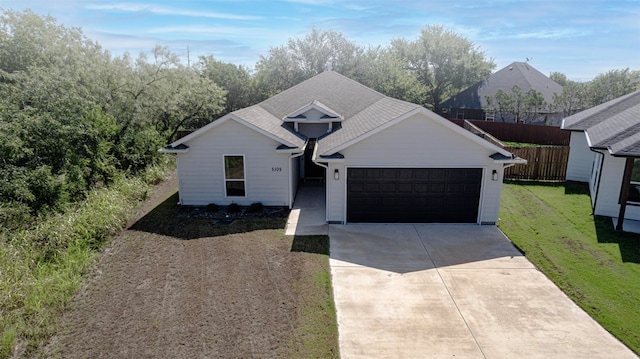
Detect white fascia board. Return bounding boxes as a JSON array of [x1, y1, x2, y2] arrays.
[[421, 108, 512, 157], [168, 114, 301, 150], [323, 107, 513, 158], [325, 107, 423, 155], [230, 115, 301, 148], [168, 114, 234, 147], [493, 157, 528, 165], [158, 147, 189, 154], [277, 141, 308, 153], [286, 101, 342, 120]]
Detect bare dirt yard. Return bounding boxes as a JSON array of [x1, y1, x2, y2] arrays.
[[47, 173, 338, 358]]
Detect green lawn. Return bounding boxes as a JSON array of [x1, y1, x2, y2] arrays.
[[499, 182, 640, 354]]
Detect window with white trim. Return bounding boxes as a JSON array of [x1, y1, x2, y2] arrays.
[[224, 155, 245, 197]]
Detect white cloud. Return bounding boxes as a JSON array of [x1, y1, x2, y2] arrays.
[[85, 2, 262, 21], [509, 29, 589, 40], [146, 25, 253, 35]]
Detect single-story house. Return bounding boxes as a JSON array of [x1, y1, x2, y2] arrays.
[[161, 71, 525, 224], [438, 62, 564, 125], [561, 90, 640, 230]]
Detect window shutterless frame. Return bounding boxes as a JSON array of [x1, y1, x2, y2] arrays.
[[223, 154, 246, 197]]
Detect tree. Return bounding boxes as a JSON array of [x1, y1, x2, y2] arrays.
[[551, 78, 588, 117], [198, 56, 257, 114], [587, 68, 640, 106], [358, 47, 426, 104], [390, 25, 495, 110], [0, 9, 98, 74], [0, 11, 226, 220], [485, 86, 548, 123], [254, 29, 367, 95], [549, 71, 569, 87]]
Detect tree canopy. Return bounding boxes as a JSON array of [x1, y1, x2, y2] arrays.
[[390, 25, 495, 110], [0, 10, 225, 224], [1, 9, 639, 226]]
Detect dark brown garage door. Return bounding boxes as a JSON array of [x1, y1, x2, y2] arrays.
[[347, 168, 482, 223]]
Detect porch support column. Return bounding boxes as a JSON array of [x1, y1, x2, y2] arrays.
[[616, 157, 634, 231]]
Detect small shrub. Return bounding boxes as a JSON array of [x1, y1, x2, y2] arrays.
[[226, 203, 241, 213], [247, 202, 264, 213], [205, 203, 219, 212]]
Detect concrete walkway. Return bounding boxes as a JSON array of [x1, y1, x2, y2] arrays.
[[285, 182, 328, 236], [330, 224, 637, 359]]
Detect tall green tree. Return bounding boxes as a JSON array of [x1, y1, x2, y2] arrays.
[[485, 85, 548, 123], [0, 10, 225, 219], [254, 28, 368, 95], [551, 78, 588, 117], [587, 68, 640, 106], [198, 56, 257, 114], [358, 47, 426, 104], [390, 25, 495, 110]]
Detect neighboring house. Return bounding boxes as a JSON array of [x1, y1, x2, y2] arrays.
[[561, 90, 640, 230], [438, 62, 563, 125], [161, 71, 525, 224]]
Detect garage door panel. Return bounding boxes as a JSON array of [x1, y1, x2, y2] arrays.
[[347, 168, 482, 223], [398, 169, 413, 179], [381, 183, 396, 192]]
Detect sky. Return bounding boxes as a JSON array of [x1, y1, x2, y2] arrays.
[[1, 0, 639, 82]]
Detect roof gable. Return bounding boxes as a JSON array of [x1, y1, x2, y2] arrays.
[[167, 108, 306, 149], [165, 71, 518, 160], [318, 105, 513, 159], [284, 100, 342, 121], [440, 62, 563, 109], [562, 90, 640, 131], [260, 71, 385, 120]]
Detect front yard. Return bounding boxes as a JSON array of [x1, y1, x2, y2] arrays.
[[499, 182, 640, 354], [48, 192, 338, 358]]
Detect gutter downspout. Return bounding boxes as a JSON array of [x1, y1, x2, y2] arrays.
[[311, 143, 330, 223], [589, 148, 606, 215], [312, 160, 329, 224]]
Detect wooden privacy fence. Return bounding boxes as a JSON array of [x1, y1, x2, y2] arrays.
[[504, 146, 570, 181], [450, 119, 570, 145]]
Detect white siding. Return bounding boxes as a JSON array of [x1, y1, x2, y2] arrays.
[[325, 113, 505, 224], [566, 131, 595, 182], [594, 154, 640, 221], [298, 123, 330, 138], [176, 119, 291, 206]]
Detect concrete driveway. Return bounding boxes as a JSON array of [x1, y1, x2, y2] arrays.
[[329, 224, 637, 359]]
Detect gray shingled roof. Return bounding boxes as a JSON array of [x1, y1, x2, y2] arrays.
[[562, 90, 640, 157], [232, 104, 306, 147], [440, 62, 563, 109], [170, 71, 514, 158], [315, 97, 418, 155], [241, 71, 422, 156], [259, 71, 386, 120]]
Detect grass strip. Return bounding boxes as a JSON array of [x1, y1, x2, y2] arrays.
[[499, 182, 640, 354], [288, 235, 339, 358], [0, 165, 169, 358]]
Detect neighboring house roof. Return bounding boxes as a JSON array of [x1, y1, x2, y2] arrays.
[[440, 62, 563, 110], [164, 71, 516, 160], [561, 90, 640, 157]]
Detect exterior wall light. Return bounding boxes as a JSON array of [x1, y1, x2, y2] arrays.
[[492, 169, 499, 181], [334, 169, 339, 180]]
